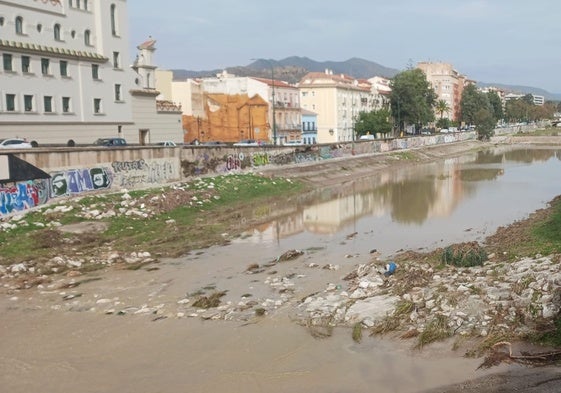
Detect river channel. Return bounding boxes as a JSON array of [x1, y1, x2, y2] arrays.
[[2, 145, 561, 393]]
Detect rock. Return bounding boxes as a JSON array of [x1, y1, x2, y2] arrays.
[[345, 296, 400, 324]]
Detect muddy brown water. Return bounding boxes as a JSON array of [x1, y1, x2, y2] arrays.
[[2, 145, 561, 393]]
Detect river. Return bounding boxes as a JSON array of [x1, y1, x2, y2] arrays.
[[1, 145, 561, 393]]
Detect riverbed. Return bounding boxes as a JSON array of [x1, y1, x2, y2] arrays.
[[2, 142, 561, 393]]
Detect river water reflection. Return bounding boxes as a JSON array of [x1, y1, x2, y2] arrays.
[[239, 146, 561, 257]]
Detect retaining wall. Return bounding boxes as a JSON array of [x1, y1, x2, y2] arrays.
[[1, 132, 476, 216]]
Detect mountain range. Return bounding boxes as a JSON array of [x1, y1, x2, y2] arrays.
[[170, 57, 561, 101]]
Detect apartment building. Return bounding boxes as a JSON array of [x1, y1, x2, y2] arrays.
[[504, 92, 545, 106], [298, 70, 371, 143], [0, 0, 182, 145], [368, 76, 391, 110], [417, 62, 467, 122]]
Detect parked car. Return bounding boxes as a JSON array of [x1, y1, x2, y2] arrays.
[[94, 137, 127, 146], [155, 141, 177, 147], [202, 141, 228, 147], [282, 140, 304, 146], [233, 139, 259, 146], [0, 138, 33, 149], [359, 134, 375, 141]]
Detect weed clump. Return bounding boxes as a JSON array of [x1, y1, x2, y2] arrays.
[[415, 314, 451, 349], [191, 290, 227, 308], [441, 242, 487, 267]]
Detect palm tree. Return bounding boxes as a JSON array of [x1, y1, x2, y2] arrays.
[[436, 99, 450, 119]]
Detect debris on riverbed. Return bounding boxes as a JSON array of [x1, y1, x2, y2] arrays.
[[478, 341, 561, 369], [191, 291, 227, 308], [275, 249, 304, 262]]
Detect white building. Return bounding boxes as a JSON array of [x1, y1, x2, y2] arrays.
[[0, 0, 182, 146], [298, 70, 371, 143]]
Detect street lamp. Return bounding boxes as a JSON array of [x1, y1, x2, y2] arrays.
[[251, 58, 277, 145]]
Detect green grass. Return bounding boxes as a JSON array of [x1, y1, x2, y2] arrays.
[[532, 201, 561, 255], [0, 173, 305, 264]]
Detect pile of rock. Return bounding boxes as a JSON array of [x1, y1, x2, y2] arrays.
[[294, 253, 561, 341]]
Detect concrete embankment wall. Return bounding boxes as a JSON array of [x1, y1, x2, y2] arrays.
[[1, 132, 475, 216]]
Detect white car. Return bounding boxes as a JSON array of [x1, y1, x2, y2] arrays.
[[155, 141, 177, 147], [233, 139, 259, 146], [0, 138, 33, 148]]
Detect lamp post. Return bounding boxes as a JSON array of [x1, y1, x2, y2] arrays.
[[251, 58, 276, 145]]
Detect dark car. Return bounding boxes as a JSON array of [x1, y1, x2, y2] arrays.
[[94, 137, 127, 147], [202, 141, 228, 147]]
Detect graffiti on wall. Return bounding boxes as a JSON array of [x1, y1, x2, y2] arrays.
[[0, 179, 50, 215], [112, 158, 178, 188], [50, 167, 112, 197]]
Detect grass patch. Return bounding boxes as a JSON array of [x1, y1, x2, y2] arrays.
[[531, 200, 561, 255], [441, 242, 487, 267], [352, 322, 363, 343], [0, 174, 305, 265], [391, 151, 417, 160]]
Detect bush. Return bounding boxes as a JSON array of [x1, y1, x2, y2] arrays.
[[441, 242, 487, 267]]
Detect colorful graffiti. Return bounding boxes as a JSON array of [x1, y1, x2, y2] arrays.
[[0, 179, 50, 215], [51, 167, 112, 197]]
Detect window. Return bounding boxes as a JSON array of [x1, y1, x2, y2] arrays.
[[44, 96, 53, 113], [37, 23, 42, 32], [84, 0, 88, 10], [69, 0, 73, 6], [6, 94, 16, 111], [62, 96, 71, 113], [24, 95, 33, 112], [15, 16, 23, 34], [84, 29, 91, 45], [21, 56, 30, 73], [54, 23, 61, 40], [41, 58, 50, 75], [110, 4, 118, 36], [114, 84, 121, 101], [3, 54, 13, 71], [112, 51, 120, 68], [93, 98, 102, 114], [91, 64, 99, 79], [60, 60, 68, 77]]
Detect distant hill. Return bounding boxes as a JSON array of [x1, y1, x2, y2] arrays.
[[477, 82, 561, 101], [170, 57, 560, 101], [170, 56, 399, 85]]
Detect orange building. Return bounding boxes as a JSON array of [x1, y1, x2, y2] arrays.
[[182, 93, 269, 143]]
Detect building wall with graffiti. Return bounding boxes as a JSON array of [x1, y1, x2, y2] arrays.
[[180, 131, 476, 177], [2, 132, 475, 217], [1, 155, 180, 216]]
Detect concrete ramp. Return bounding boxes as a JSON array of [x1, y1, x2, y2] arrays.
[[0, 154, 51, 183]]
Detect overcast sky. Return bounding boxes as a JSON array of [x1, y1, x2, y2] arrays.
[[128, 0, 561, 93]]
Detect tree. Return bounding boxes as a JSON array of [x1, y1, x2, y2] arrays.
[[505, 99, 530, 123], [474, 108, 495, 140], [487, 91, 504, 121], [460, 84, 489, 125], [435, 99, 450, 119], [354, 109, 392, 137], [389, 69, 437, 133]]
